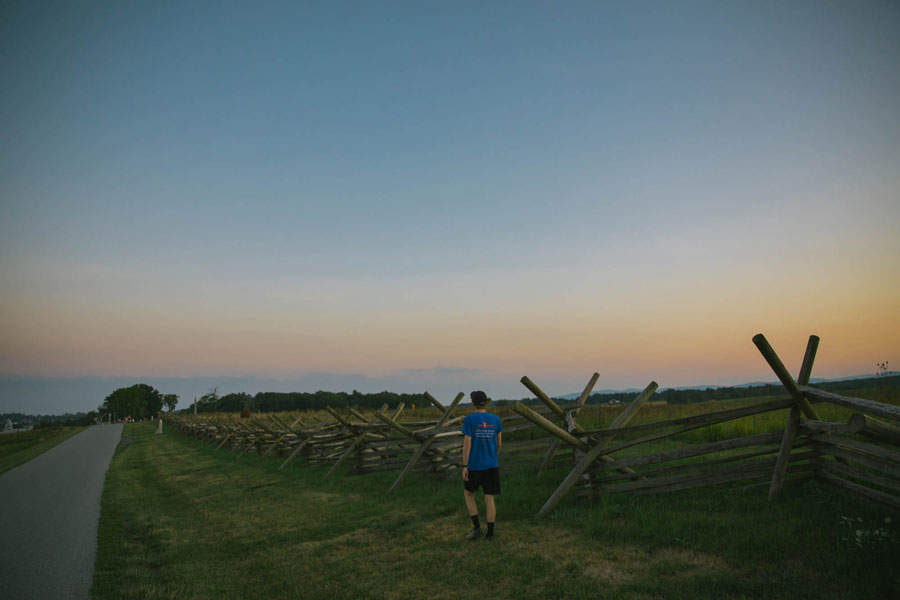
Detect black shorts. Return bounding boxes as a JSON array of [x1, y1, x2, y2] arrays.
[[464, 467, 501, 495]]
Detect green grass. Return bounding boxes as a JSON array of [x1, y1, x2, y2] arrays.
[[0, 426, 87, 474], [94, 421, 899, 600]]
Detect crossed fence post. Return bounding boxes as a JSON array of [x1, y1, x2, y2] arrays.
[[324, 405, 390, 478], [196, 416, 223, 445], [756, 334, 821, 499], [756, 333, 900, 503], [753, 334, 822, 420], [235, 417, 267, 459], [753, 333, 863, 499], [521, 373, 599, 476], [200, 416, 229, 445], [387, 392, 465, 493], [231, 417, 264, 456], [261, 414, 305, 457], [247, 416, 285, 457], [279, 415, 334, 469], [513, 379, 658, 518], [369, 396, 461, 491], [214, 419, 240, 450]]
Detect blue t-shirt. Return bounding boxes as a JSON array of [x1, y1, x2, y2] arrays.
[[462, 412, 503, 470]]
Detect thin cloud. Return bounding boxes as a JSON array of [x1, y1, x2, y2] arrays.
[[399, 366, 482, 376]]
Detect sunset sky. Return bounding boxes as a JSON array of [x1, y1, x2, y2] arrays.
[[1, 1, 898, 413]]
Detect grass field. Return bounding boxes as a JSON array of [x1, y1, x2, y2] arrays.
[[0, 426, 86, 474], [94, 410, 899, 600]]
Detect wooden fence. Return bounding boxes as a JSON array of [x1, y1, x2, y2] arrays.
[[516, 334, 900, 516], [164, 333, 900, 517], [166, 388, 597, 491]]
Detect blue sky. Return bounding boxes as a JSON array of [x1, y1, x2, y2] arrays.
[[1, 1, 898, 413]]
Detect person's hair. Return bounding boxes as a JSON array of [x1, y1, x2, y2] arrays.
[[470, 390, 489, 407]]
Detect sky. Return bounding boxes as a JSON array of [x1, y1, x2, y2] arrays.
[[1, 1, 899, 414]]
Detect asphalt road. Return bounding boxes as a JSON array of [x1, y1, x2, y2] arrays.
[[0, 424, 123, 599]]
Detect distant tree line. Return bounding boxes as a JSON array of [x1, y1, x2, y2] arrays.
[[10, 374, 896, 425], [497, 383, 793, 407], [580, 375, 900, 406], [588, 383, 790, 405], [1, 411, 100, 428], [506, 375, 900, 407], [1, 411, 127, 428], [178, 375, 899, 415], [182, 389, 431, 414], [97, 373, 895, 416]]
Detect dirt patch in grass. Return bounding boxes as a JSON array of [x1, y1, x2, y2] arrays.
[[583, 544, 728, 582], [420, 514, 729, 590], [301, 491, 343, 503], [582, 545, 645, 584], [649, 546, 729, 576], [421, 514, 462, 542], [294, 527, 376, 553]]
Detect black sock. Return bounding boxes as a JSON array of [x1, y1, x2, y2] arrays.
[[487, 522, 495, 536], [471, 515, 480, 530]]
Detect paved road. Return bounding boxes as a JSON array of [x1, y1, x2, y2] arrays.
[[0, 424, 123, 599]]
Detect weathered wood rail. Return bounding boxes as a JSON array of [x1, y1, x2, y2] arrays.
[[522, 334, 900, 515], [166, 393, 580, 488], [164, 333, 900, 516]]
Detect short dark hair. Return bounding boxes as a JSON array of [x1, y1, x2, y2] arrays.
[[470, 390, 489, 407]]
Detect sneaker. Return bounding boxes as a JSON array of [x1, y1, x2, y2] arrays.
[[485, 533, 495, 541], [465, 528, 484, 540]]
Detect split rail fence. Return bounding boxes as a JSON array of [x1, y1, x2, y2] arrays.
[[165, 334, 900, 516]]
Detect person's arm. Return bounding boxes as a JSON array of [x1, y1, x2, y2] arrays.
[[462, 434, 471, 481]]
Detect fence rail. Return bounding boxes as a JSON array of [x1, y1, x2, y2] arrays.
[[165, 333, 900, 517]]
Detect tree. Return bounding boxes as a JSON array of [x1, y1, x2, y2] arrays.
[[100, 383, 164, 420], [197, 387, 220, 413], [162, 394, 179, 412], [876, 361, 896, 403], [218, 392, 253, 413]]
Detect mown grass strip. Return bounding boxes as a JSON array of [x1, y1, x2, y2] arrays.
[[94, 422, 899, 600], [0, 426, 87, 474]]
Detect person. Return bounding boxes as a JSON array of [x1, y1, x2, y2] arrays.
[[462, 390, 502, 541]]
